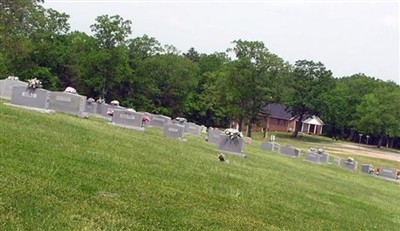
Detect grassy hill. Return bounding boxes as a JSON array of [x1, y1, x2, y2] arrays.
[[1, 103, 399, 230]]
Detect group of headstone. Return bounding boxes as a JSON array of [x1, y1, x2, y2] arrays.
[[261, 140, 301, 158], [361, 164, 399, 181]]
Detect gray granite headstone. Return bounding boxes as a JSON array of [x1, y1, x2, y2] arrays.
[[151, 115, 171, 128], [261, 141, 280, 153], [48, 92, 86, 116], [207, 129, 223, 144], [280, 145, 300, 158], [111, 110, 144, 131], [361, 164, 374, 174], [100, 104, 126, 117], [305, 152, 321, 163], [332, 158, 341, 166], [11, 86, 50, 109], [163, 124, 184, 140], [184, 122, 201, 137], [0, 79, 27, 100], [272, 142, 280, 153], [218, 135, 244, 157], [343, 160, 358, 171], [85, 101, 99, 114], [318, 152, 329, 164], [378, 167, 398, 180]]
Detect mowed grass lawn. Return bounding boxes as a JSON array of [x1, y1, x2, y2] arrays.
[[1, 103, 399, 230]]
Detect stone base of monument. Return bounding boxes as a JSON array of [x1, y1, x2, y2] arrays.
[[4, 103, 55, 114]]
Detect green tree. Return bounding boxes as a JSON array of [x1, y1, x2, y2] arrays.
[[90, 14, 132, 100], [135, 54, 198, 116], [285, 60, 335, 138], [225, 40, 289, 137], [355, 83, 400, 147]]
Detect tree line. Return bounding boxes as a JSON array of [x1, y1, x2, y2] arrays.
[[1, 0, 400, 148]]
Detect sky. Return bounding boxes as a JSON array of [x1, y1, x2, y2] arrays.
[[44, 0, 400, 83]]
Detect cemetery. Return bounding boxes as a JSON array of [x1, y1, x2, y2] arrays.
[[0, 77, 399, 230]]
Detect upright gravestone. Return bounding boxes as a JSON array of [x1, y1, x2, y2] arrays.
[[218, 135, 245, 157], [332, 158, 341, 166], [100, 103, 126, 118], [343, 160, 358, 171], [11, 86, 50, 109], [280, 145, 301, 158], [48, 92, 86, 117], [207, 129, 223, 144], [378, 167, 398, 180], [85, 101, 99, 114], [305, 152, 321, 163], [163, 124, 185, 140], [261, 141, 280, 153], [185, 122, 201, 137], [318, 152, 330, 164], [151, 115, 171, 128], [361, 164, 374, 174], [111, 110, 144, 131], [0, 79, 27, 100]]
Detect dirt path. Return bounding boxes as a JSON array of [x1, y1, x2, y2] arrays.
[[322, 143, 400, 162]]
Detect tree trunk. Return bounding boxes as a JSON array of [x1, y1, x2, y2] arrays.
[[248, 122, 252, 138], [389, 138, 394, 148], [347, 129, 355, 142], [263, 117, 268, 139], [238, 117, 243, 132], [292, 113, 304, 138], [377, 137, 383, 148]]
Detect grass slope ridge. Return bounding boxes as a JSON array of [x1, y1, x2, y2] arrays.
[[1, 104, 399, 230]]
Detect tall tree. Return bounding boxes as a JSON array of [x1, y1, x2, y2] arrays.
[[355, 83, 400, 148], [285, 60, 335, 138], [225, 40, 288, 137], [135, 54, 198, 116], [90, 14, 132, 100]]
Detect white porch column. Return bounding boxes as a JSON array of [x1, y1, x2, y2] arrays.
[[313, 124, 317, 134]]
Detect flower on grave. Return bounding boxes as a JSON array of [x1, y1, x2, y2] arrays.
[[174, 117, 187, 123], [107, 109, 114, 116], [7, 76, 19, 80], [347, 157, 354, 162], [96, 98, 105, 104], [224, 128, 243, 140], [110, 100, 119, 106], [27, 78, 42, 89], [64, 86, 77, 94], [218, 153, 225, 162], [87, 98, 95, 103], [142, 115, 150, 123]]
